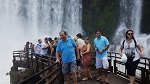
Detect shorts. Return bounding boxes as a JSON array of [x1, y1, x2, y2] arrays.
[[62, 61, 77, 75], [96, 57, 109, 69], [125, 59, 139, 76]]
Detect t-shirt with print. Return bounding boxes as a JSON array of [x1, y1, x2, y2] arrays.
[[121, 39, 140, 61]]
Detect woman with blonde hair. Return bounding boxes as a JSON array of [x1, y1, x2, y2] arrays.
[[81, 37, 92, 81]]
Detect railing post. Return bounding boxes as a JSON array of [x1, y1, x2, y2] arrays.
[[26, 42, 30, 68], [114, 60, 117, 74], [114, 53, 117, 74], [141, 68, 145, 84], [60, 63, 64, 84], [145, 59, 146, 70], [108, 58, 113, 72], [110, 53, 113, 72], [13, 52, 16, 61], [41, 57, 44, 70], [31, 52, 33, 68], [149, 60, 150, 71], [61, 72, 64, 84], [146, 69, 149, 81], [35, 56, 39, 72]]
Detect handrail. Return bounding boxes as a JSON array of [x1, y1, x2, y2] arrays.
[[36, 67, 61, 84], [18, 62, 59, 84], [107, 52, 150, 83], [13, 42, 150, 84]]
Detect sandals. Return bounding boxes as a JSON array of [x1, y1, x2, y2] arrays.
[[89, 76, 93, 79], [82, 77, 88, 81], [77, 74, 81, 78], [96, 77, 102, 81], [105, 80, 109, 84]]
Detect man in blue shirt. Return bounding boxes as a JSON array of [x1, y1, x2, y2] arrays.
[[94, 30, 109, 83], [56, 31, 80, 84]]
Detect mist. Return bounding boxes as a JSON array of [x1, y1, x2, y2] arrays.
[[0, 0, 82, 83]]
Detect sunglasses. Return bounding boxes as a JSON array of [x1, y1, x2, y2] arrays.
[[96, 33, 101, 34], [128, 33, 133, 35]]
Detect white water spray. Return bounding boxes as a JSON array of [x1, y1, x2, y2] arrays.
[[0, 0, 82, 83], [113, 0, 150, 58]]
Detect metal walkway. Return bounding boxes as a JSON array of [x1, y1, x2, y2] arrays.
[[65, 68, 129, 84]]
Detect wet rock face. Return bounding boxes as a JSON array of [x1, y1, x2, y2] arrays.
[[141, 0, 150, 33]]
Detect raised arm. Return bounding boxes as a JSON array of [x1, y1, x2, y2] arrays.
[[136, 45, 144, 57], [82, 44, 91, 55], [56, 52, 60, 63]]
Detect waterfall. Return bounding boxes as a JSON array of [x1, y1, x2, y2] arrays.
[[0, 0, 82, 39], [113, 0, 150, 58], [0, 0, 82, 83], [114, 0, 142, 42]]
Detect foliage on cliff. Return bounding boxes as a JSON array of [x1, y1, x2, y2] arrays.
[[82, 0, 119, 40]]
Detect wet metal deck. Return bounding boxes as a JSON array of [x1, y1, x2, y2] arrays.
[[65, 68, 129, 84], [78, 73, 129, 84]]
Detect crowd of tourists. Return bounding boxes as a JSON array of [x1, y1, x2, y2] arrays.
[[30, 30, 144, 84], [30, 37, 59, 64]]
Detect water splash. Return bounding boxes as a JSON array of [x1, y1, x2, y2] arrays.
[[112, 0, 150, 58], [115, 0, 142, 39]]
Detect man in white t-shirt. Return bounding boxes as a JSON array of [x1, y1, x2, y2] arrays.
[[40, 37, 49, 55], [34, 39, 42, 54], [76, 33, 85, 49]]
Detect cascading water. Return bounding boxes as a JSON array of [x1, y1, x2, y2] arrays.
[[0, 0, 82, 83], [113, 0, 150, 58]]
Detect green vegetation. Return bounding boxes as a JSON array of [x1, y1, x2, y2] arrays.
[[82, 0, 119, 41], [82, 0, 150, 38]]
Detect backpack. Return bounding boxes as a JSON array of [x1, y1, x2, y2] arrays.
[[122, 39, 137, 49]]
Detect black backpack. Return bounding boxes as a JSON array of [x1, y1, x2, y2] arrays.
[[122, 39, 137, 48]]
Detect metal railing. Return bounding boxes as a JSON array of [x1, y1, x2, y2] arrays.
[[12, 42, 63, 84], [18, 62, 61, 84], [107, 52, 150, 83], [12, 42, 150, 84]]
